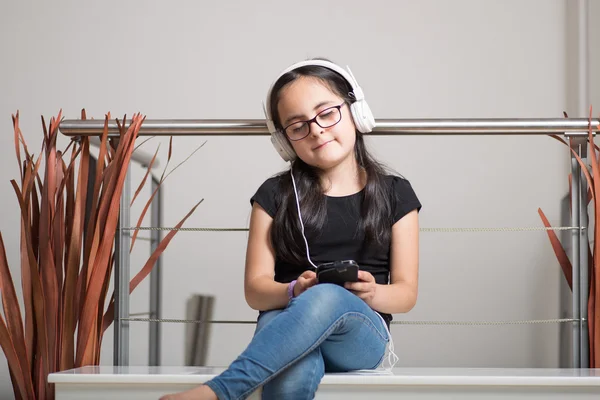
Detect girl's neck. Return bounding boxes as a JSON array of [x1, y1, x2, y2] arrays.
[[318, 156, 366, 197]]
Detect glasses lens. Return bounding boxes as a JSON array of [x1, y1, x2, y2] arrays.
[[316, 107, 341, 128], [285, 121, 308, 141]]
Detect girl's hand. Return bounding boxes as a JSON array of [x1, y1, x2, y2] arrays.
[[294, 270, 318, 297], [345, 271, 377, 304]]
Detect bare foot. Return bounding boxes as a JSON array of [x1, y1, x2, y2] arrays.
[[159, 384, 218, 400]]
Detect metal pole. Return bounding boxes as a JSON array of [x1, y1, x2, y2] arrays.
[[114, 166, 131, 366], [576, 0, 590, 369], [149, 176, 162, 366], [577, 142, 589, 368], [577, 0, 590, 121], [570, 140, 583, 368], [58, 118, 600, 137]]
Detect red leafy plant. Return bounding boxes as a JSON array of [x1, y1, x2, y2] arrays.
[[0, 110, 202, 399]]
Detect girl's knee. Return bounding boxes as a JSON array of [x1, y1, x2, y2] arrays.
[[255, 309, 284, 333], [291, 284, 357, 323]]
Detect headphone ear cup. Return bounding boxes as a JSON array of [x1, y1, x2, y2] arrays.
[[349, 99, 376, 133], [270, 131, 296, 162]]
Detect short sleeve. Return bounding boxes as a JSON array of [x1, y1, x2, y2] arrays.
[[390, 175, 422, 223], [250, 176, 280, 218]]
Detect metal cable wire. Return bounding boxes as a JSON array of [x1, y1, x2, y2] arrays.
[[120, 225, 582, 327], [390, 318, 580, 326], [121, 317, 580, 326], [123, 227, 248, 231], [121, 226, 583, 233]]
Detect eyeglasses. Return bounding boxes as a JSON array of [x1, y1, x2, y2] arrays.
[[282, 103, 345, 141]]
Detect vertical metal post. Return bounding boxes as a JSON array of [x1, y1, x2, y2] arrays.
[[559, 193, 572, 368], [570, 142, 582, 368], [577, 141, 589, 368], [576, 0, 590, 369], [570, 137, 589, 368], [149, 176, 162, 366], [114, 166, 131, 366]]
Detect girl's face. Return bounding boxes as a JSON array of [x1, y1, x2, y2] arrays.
[[276, 76, 357, 170]]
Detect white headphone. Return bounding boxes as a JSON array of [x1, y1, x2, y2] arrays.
[[263, 59, 376, 162]]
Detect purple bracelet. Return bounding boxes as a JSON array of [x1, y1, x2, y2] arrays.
[[287, 280, 297, 300]]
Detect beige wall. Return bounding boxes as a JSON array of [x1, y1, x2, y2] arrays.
[[0, 0, 592, 397]]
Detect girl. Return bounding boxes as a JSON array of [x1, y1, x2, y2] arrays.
[[162, 58, 421, 400]]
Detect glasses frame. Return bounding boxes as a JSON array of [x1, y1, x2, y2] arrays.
[[281, 102, 345, 141]]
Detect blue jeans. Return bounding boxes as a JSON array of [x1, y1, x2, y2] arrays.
[[205, 283, 390, 400]]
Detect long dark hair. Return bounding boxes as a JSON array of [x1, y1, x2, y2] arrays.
[[269, 64, 394, 266]]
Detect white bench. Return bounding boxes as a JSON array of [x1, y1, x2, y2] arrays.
[[48, 366, 600, 399]]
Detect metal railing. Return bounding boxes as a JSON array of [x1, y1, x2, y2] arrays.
[[60, 118, 599, 136], [60, 117, 600, 370]]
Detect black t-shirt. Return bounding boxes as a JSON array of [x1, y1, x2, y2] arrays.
[[250, 173, 422, 326]]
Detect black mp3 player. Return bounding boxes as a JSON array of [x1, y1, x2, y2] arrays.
[[316, 260, 359, 285]]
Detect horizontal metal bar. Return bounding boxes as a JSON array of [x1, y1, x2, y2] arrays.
[[128, 235, 154, 242], [129, 311, 152, 317], [59, 118, 600, 137]]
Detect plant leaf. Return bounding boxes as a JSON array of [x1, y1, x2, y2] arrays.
[[538, 208, 572, 290], [19, 198, 34, 372], [38, 113, 61, 377], [17, 156, 36, 367], [11, 179, 49, 399], [548, 133, 567, 145], [54, 151, 66, 294], [158, 136, 173, 184], [61, 138, 89, 371], [0, 233, 35, 398], [0, 314, 30, 400], [63, 144, 78, 284], [130, 144, 160, 207], [167, 136, 173, 170], [12, 111, 23, 180], [77, 114, 110, 323], [96, 249, 113, 353], [133, 135, 156, 153], [41, 115, 48, 144]]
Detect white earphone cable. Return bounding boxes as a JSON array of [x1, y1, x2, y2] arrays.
[[290, 167, 318, 270]]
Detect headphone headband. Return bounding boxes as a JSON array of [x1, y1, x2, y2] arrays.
[[263, 59, 375, 162]]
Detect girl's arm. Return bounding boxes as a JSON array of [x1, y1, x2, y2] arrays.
[[347, 209, 420, 314], [371, 209, 420, 313], [244, 203, 290, 311]]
